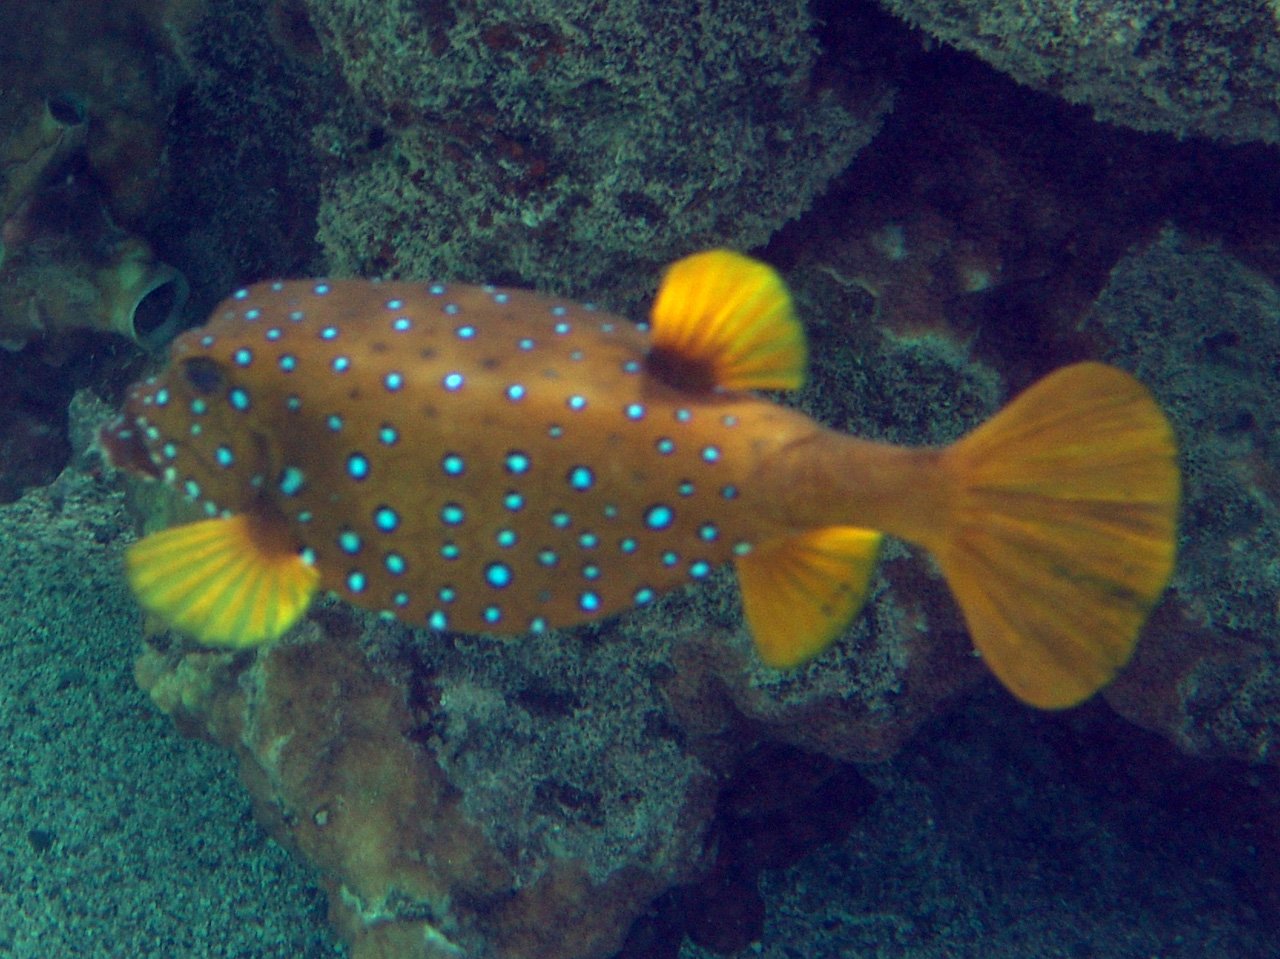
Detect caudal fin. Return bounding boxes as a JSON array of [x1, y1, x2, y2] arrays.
[[932, 362, 1180, 709]]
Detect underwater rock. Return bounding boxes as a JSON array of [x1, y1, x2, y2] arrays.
[[0, 95, 89, 243], [0, 0, 198, 229], [874, 0, 1280, 143], [136, 602, 718, 959], [0, 186, 188, 351], [1085, 227, 1280, 764], [303, 0, 891, 299], [0, 2, 200, 350]]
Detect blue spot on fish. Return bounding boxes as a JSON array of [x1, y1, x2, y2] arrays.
[[347, 453, 370, 480], [645, 505, 674, 530]]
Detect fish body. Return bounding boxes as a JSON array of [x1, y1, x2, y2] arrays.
[[103, 251, 1181, 708], [121, 277, 823, 634]]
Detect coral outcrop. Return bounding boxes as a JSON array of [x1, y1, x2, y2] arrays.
[[875, 0, 1280, 143], [1089, 228, 1280, 764], [136, 601, 719, 959], [302, 0, 892, 299]]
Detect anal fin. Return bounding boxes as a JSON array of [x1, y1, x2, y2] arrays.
[[735, 526, 883, 668]]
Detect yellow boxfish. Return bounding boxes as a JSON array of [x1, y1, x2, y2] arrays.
[[100, 251, 1180, 709]]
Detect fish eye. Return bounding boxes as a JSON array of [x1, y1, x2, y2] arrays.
[[182, 357, 225, 395]]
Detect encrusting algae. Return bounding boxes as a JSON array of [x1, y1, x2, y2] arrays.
[[101, 250, 1180, 709]]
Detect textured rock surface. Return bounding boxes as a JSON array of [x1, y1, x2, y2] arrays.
[[876, 0, 1280, 143], [303, 0, 891, 300], [136, 599, 720, 959], [0, 437, 338, 958], [677, 691, 1279, 959], [1089, 228, 1280, 763]]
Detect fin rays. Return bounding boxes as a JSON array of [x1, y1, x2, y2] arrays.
[[936, 362, 1179, 708], [650, 250, 806, 391], [736, 526, 882, 669], [126, 515, 319, 648]]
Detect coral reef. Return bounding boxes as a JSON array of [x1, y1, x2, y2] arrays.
[[303, 0, 892, 299], [874, 0, 1280, 143], [8, 1, 1280, 956]]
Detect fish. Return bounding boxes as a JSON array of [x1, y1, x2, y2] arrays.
[[100, 250, 1181, 709]]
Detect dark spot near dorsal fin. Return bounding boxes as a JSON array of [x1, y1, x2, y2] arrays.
[[645, 346, 716, 394]]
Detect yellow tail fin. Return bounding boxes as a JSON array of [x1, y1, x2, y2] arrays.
[[932, 362, 1180, 709], [126, 514, 319, 648]]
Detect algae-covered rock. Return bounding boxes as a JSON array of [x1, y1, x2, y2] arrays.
[[1088, 228, 1280, 763], [876, 0, 1280, 143], [137, 600, 719, 959], [304, 0, 891, 299]]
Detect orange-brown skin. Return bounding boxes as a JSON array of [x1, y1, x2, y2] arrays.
[[106, 279, 945, 637]]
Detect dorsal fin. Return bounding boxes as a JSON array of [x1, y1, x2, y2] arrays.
[[649, 250, 806, 392]]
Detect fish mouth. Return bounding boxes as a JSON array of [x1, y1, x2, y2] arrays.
[[97, 416, 163, 480]]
